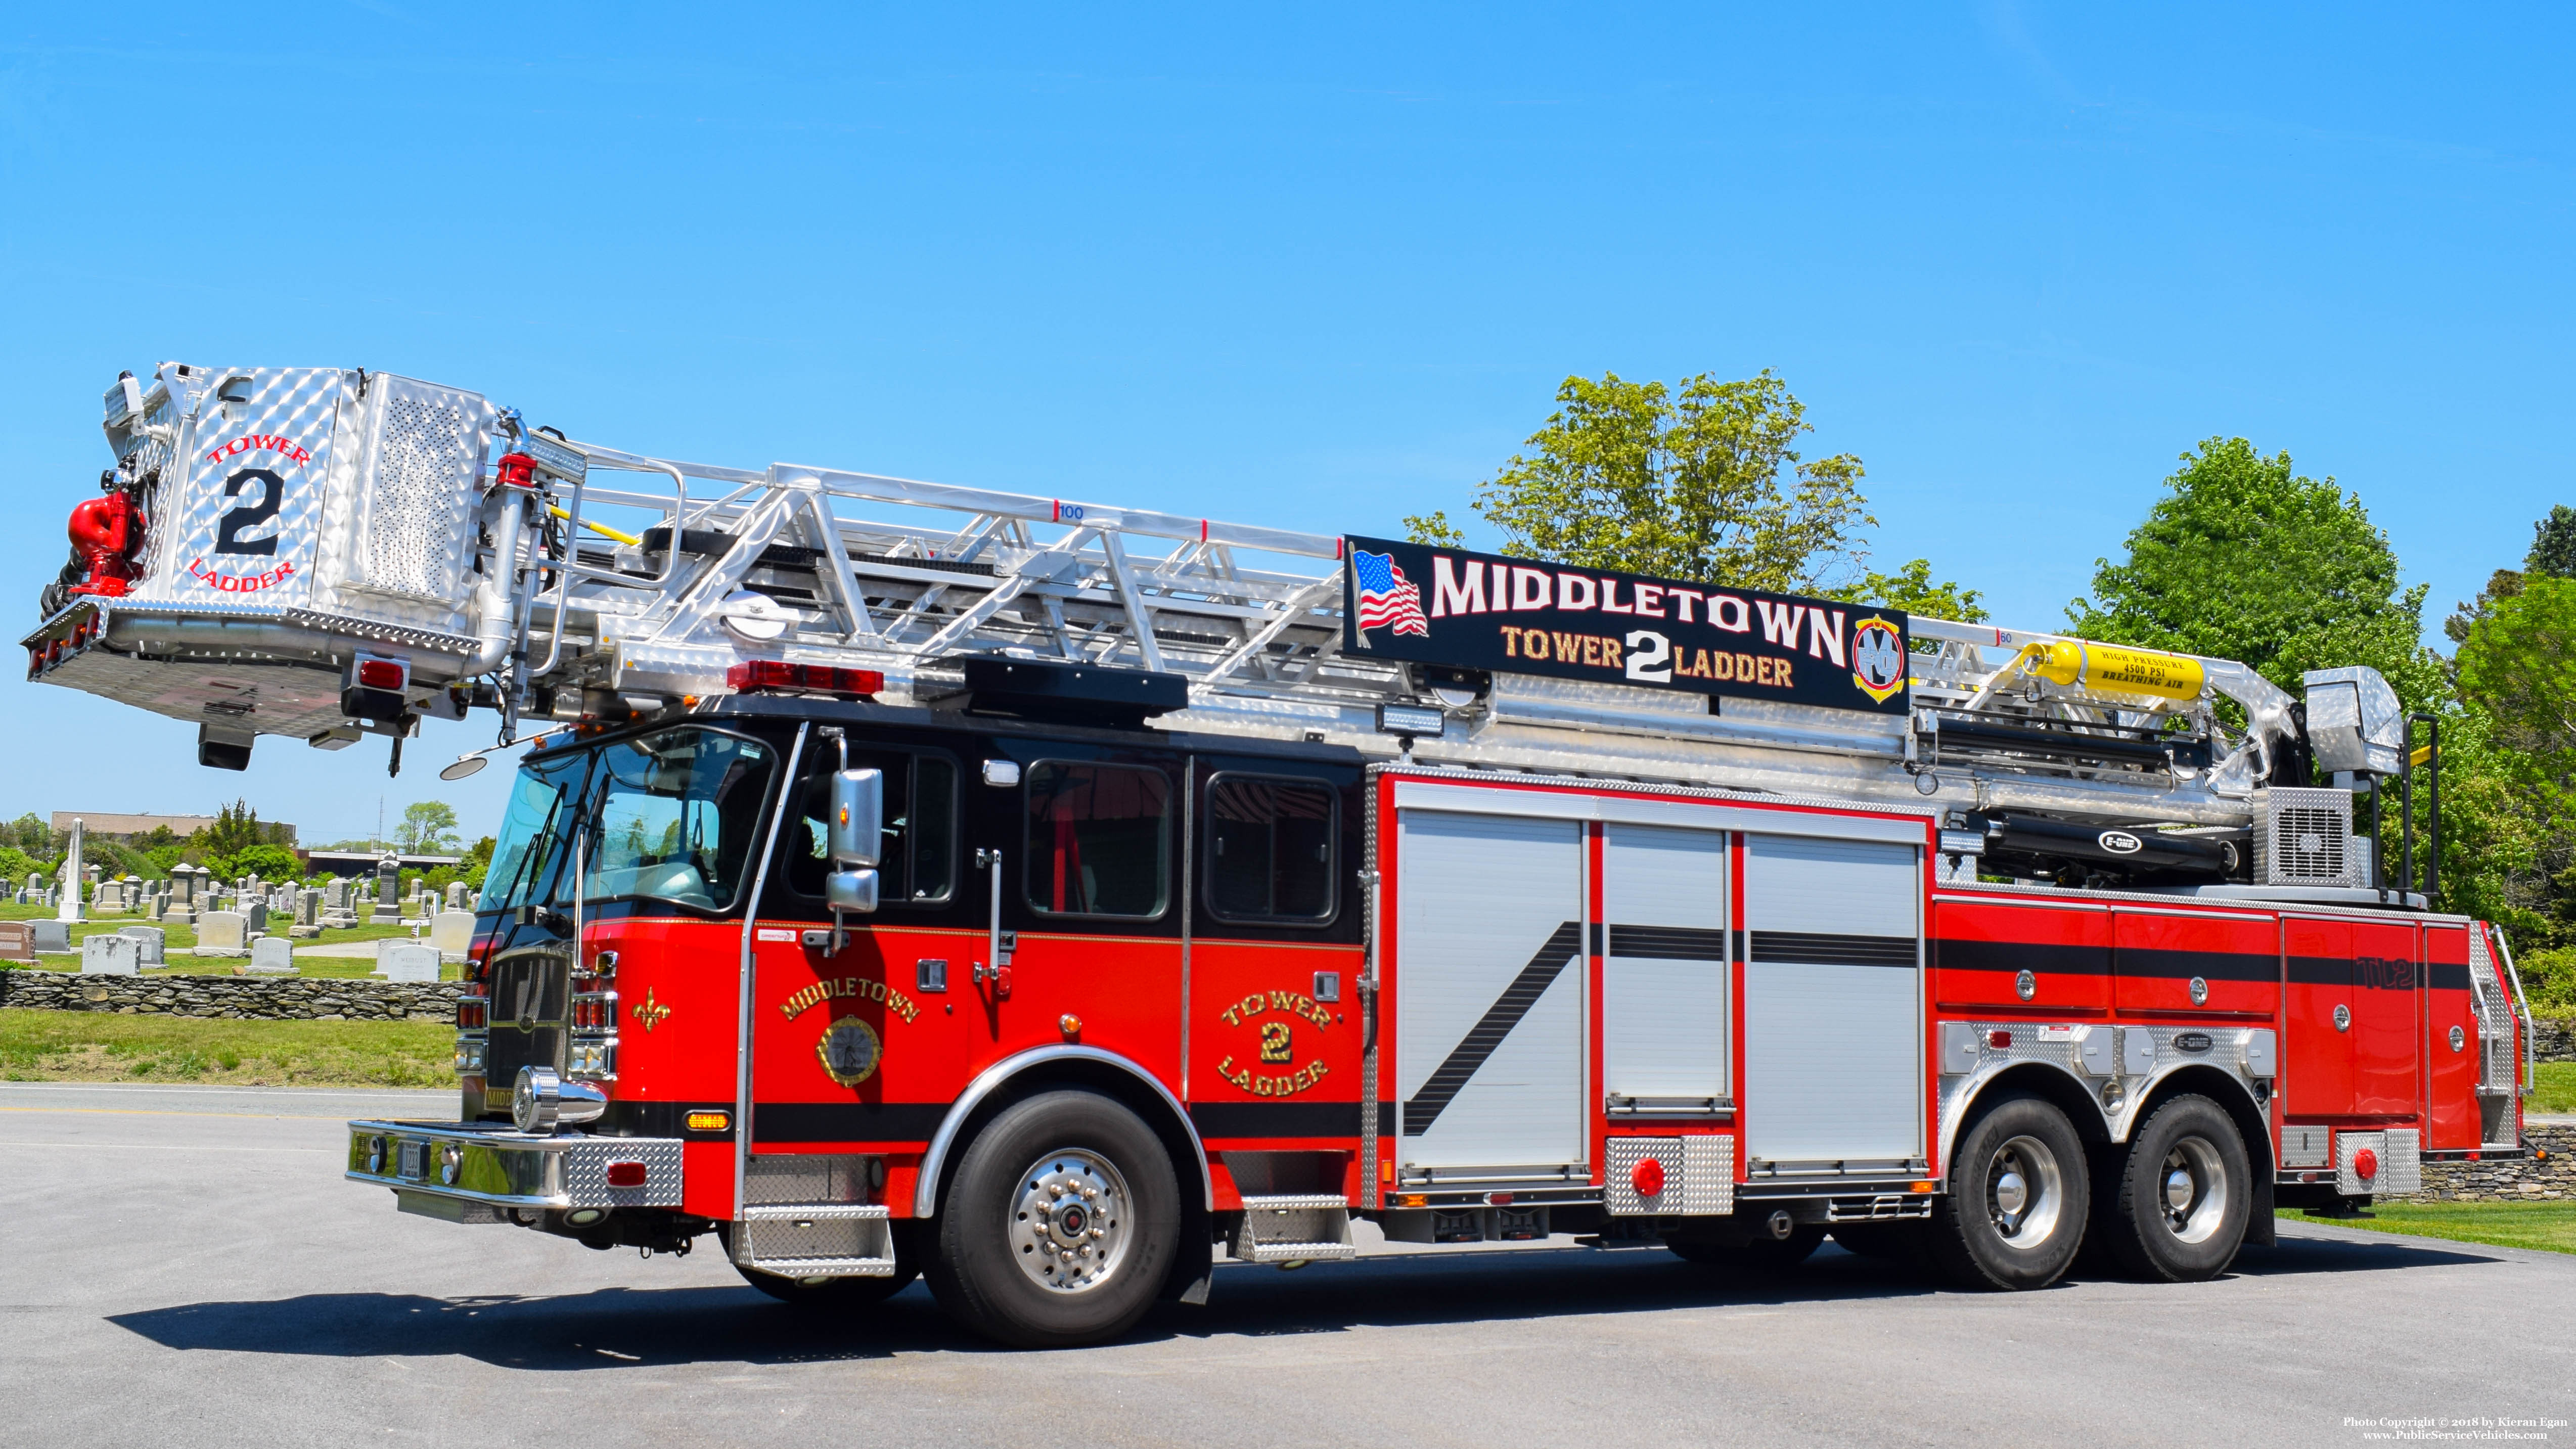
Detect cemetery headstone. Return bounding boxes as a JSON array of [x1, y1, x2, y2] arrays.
[[245, 900, 268, 935], [428, 910, 476, 964], [191, 910, 249, 958], [377, 941, 441, 982], [245, 935, 296, 975], [377, 855, 400, 907], [117, 925, 165, 966], [292, 888, 323, 938], [0, 922, 34, 963], [444, 881, 468, 911], [80, 934, 140, 974], [30, 920, 69, 954]]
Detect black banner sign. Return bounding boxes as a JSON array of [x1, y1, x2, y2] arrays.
[[1341, 535, 1911, 715]]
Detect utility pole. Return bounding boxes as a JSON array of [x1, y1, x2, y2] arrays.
[[375, 796, 384, 853]]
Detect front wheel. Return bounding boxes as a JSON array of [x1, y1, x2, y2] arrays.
[[924, 1090, 1182, 1348], [1928, 1093, 2089, 1290], [2102, 1095, 2250, 1282]]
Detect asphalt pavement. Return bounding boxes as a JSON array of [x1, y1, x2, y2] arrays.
[[4, 1079, 2570, 1449]]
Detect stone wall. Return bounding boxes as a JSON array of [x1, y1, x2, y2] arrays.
[[2534, 1017, 2573, 1064], [0, 969, 458, 1022], [2400, 1123, 2572, 1203]]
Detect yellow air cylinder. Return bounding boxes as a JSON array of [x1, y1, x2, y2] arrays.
[[2029, 641, 2204, 701]]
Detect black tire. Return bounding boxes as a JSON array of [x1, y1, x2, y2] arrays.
[[1668, 1222, 1825, 1270], [734, 1221, 922, 1307], [2102, 1094, 2251, 1282], [1928, 1093, 2089, 1290], [924, 1090, 1182, 1348]]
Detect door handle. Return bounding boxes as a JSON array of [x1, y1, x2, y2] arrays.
[[973, 961, 1013, 999]]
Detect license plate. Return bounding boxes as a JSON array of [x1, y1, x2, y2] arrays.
[[399, 1140, 429, 1180]]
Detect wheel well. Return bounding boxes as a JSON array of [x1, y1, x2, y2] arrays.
[[1957, 1063, 2115, 1154], [924, 1056, 1209, 1218]]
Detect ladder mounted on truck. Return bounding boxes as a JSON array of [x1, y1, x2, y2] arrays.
[[28, 360, 2429, 897]]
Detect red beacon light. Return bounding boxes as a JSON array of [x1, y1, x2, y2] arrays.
[[1632, 1157, 1665, 1198], [725, 660, 883, 700]]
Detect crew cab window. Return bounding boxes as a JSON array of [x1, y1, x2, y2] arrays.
[[786, 751, 958, 904], [1026, 761, 1169, 918], [580, 728, 776, 912], [1205, 775, 1337, 924]]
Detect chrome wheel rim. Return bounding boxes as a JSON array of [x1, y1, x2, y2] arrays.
[[1984, 1134, 2065, 1251], [1009, 1147, 1134, 1293], [2159, 1136, 2230, 1245]]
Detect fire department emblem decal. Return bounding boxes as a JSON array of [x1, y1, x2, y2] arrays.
[[1850, 616, 1906, 704], [817, 1016, 882, 1086]]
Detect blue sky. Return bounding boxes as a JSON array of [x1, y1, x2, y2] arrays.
[[3, 4, 2569, 844]]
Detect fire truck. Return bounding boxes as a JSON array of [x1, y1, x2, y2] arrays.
[[29, 361, 2540, 1347]]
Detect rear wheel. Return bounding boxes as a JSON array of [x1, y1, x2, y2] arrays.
[[1928, 1094, 2088, 1290], [2102, 1095, 2250, 1282], [924, 1090, 1181, 1348]]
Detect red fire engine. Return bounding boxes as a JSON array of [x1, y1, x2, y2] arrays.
[[29, 363, 2539, 1347]]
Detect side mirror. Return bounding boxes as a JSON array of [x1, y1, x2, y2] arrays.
[[830, 768, 882, 866], [826, 869, 880, 914]]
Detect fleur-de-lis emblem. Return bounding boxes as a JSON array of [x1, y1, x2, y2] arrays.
[[632, 988, 672, 1032]]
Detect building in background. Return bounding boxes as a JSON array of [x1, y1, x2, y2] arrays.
[[49, 812, 299, 845]]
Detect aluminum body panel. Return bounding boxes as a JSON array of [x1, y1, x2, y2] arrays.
[[1603, 1135, 1735, 1216], [127, 367, 352, 614], [1601, 825, 1729, 1103], [1393, 807, 1586, 1171], [1742, 834, 1922, 1167]]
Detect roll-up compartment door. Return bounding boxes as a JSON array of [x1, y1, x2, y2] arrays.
[[1393, 809, 1586, 1171], [1602, 825, 1729, 1108], [1743, 834, 1922, 1168]]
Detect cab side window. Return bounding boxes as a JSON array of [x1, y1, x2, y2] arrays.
[[1204, 774, 1336, 924], [1025, 761, 1169, 918], [786, 751, 958, 904]]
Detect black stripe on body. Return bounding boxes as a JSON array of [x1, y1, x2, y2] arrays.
[[1748, 930, 1916, 967], [1606, 924, 1731, 961], [1400, 921, 1582, 1134], [751, 1102, 948, 1143]]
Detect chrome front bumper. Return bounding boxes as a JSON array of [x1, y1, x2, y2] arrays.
[[346, 1119, 683, 1221]]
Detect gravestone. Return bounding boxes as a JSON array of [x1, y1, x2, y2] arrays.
[[376, 855, 400, 907], [30, 920, 69, 954], [244, 900, 268, 935], [444, 881, 468, 912], [117, 925, 165, 966], [0, 922, 33, 963], [428, 910, 476, 964], [80, 934, 140, 974], [291, 889, 323, 938], [191, 910, 249, 958], [245, 935, 296, 975], [376, 941, 441, 982]]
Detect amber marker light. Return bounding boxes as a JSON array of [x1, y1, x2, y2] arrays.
[[686, 1111, 731, 1133], [1059, 1014, 1082, 1038]]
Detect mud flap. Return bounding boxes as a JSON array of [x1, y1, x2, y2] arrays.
[[1163, 1227, 1214, 1306]]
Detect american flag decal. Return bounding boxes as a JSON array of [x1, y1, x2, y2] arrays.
[[1351, 550, 1430, 639]]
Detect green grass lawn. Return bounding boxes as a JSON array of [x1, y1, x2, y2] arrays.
[[0, 899, 460, 980], [0, 1007, 456, 1087], [2292, 1200, 2576, 1256], [2530, 1060, 2575, 1115]]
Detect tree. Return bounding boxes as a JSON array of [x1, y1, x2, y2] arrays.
[[1828, 558, 1990, 624], [458, 835, 496, 889], [214, 843, 302, 882], [2529, 505, 2576, 580], [2068, 437, 2443, 710], [395, 801, 462, 854], [195, 800, 278, 859], [1413, 371, 1881, 592]]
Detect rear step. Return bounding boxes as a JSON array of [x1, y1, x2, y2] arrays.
[[1227, 1194, 1357, 1263]]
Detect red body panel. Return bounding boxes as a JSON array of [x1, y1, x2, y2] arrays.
[[2422, 925, 2479, 1151], [2110, 909, 2278, 1020]]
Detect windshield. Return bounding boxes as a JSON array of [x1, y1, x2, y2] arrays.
[[581, 727, 777, 912], [482, 750, 592, 913]]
